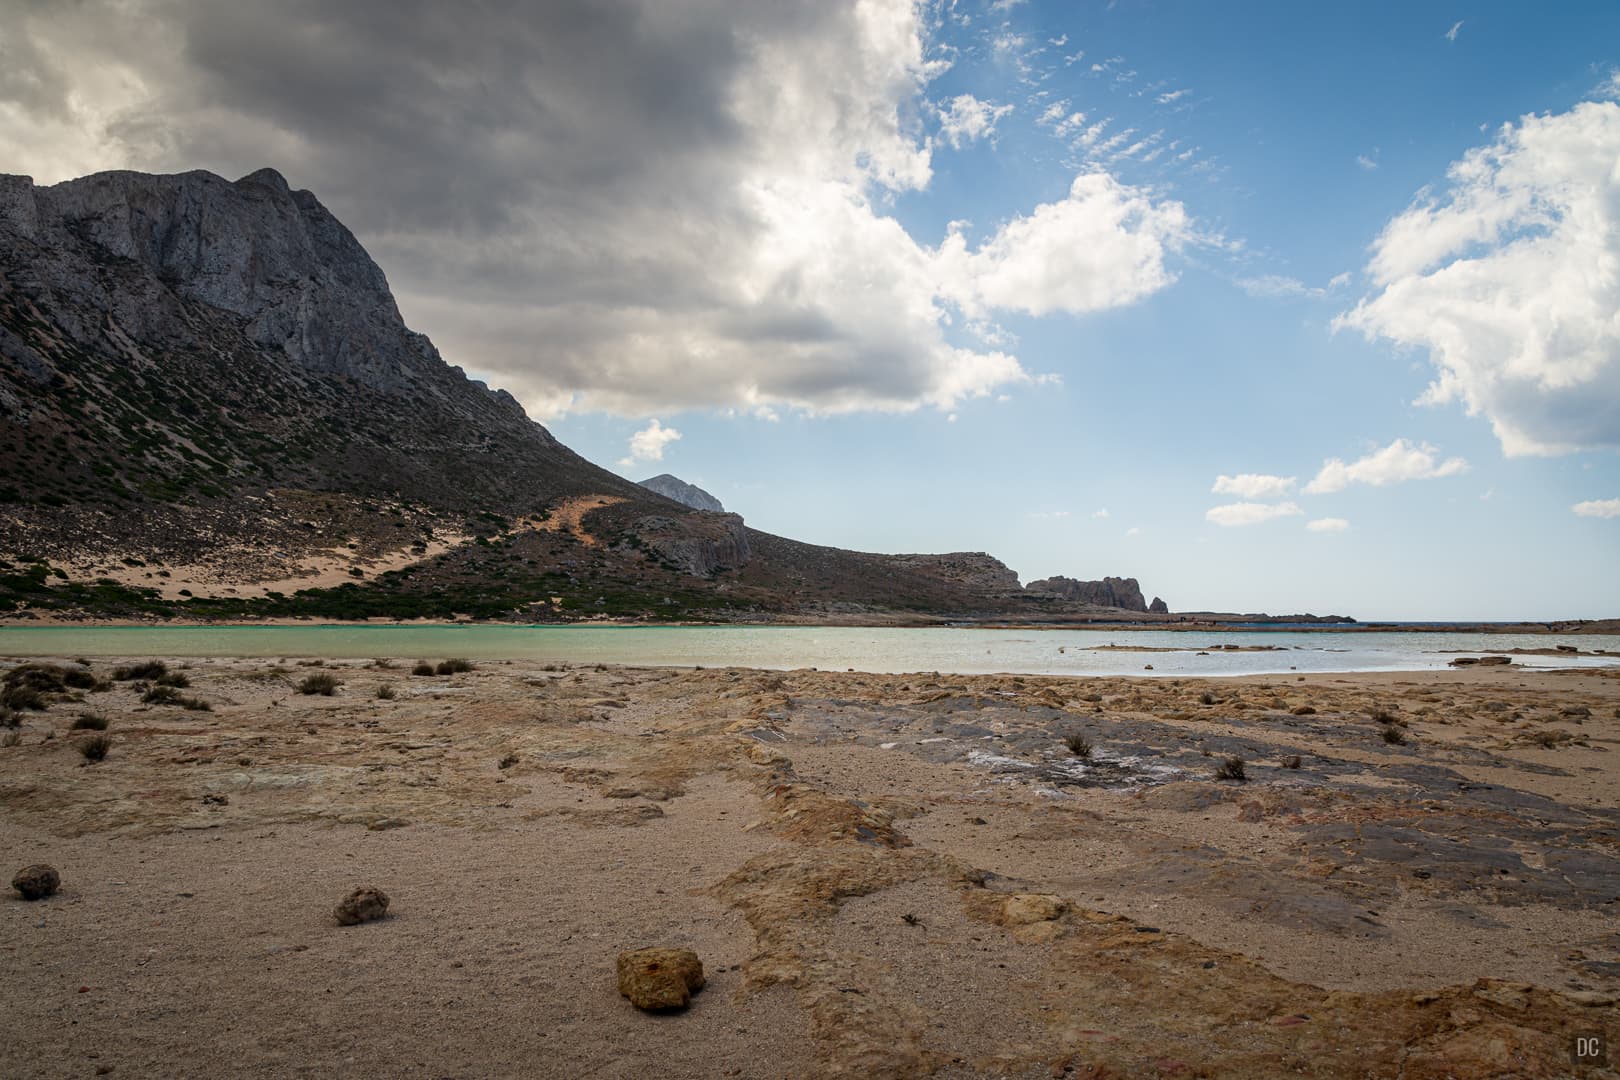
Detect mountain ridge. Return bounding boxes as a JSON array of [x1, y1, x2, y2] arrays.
[[0, 166, 1192, 623]]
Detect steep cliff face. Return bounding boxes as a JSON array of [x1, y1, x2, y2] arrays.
[[630, 512, 750, 577], [1025, 575, 1151, 612], [0, 167, 635, 526]]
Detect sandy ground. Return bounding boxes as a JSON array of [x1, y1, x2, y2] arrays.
[[2, 658, 1617, 1078], [57, 533, 469, 602]]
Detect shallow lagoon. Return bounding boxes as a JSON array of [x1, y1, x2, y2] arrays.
[[2, 624, 1618, 677]]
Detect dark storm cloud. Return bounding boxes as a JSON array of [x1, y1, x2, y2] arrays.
[[7, 1, 1190, 418]]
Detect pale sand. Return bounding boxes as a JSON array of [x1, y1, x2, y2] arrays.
[[2, 659, 1617, 1077]]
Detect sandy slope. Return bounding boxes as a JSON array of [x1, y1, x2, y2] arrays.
[[2, 658, 1617, 1078]]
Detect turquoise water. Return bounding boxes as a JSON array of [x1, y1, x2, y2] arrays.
[[2, 624, 1617, 677]]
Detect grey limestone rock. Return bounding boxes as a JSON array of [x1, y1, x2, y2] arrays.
[[639, 473, 724, 512]]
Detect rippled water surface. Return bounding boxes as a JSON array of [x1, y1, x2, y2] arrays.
[[2, 624, 1617, 677]]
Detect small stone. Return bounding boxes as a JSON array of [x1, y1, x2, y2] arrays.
[[334, 886, 390, 926], [12, 863, 60, 901], [617, 947, 705, 1010]]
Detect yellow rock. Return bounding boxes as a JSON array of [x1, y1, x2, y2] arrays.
[[1000, 893, 1067, 925], [617, 947, 705, 1011]]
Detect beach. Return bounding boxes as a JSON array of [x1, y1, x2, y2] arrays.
[[2, 656, 1617, 1077]]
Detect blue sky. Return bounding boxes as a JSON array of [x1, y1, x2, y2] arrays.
[[5, 0, 1619, 618], [545, 2, 1620, 619]]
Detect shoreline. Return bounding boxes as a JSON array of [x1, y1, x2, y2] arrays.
[[3, 613, 1619, 634]]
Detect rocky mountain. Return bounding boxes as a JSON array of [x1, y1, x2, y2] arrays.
[[638, 474, 724, 513], [1025, 576, 1150, 612], [0, 167, 1168, 623]]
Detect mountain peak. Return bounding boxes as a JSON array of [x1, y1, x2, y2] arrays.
[[639, 474, 724, 512], [236, 167, 292, 195]]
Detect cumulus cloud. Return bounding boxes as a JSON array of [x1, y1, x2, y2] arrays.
[[618, 419, 682, 467], [1205, 501, 1304, 527], [1091, 507, 1111, 519], [0, 1, 1199, 422], [1304, 438, 1467, 494], [1211, 473, 1296, 499], [1573, 498, 1620, 519], [938, 94, 1012, 148], [937, 172, 1194, 319], [1306, 517, 1350, 533], [1336, 102, 1620, 456]]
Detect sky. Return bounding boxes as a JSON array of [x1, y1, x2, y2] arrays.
[[2, 0, 1619, 619]]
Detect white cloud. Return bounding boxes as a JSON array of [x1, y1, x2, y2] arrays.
[[1573, 498, 1620, 519], [1445, 20, 1463, 42], [1306, 517, 1350, 533], [1236, 275, 1324, 299], [1304, 438, 1468, 494], [1156, 88, 1189, 105], [938, 172, 1195, 319], [1027, 510, 1070, 519], [1092, 507, 1111, 519], [1205, 501, 1304, 527], [1336, 102, 1620, 456], [617, 419, 682, 467], [1211, 473, 1297, 499], [938, 94, 1012, 148], [1125, 526, 1141, 537], [1356, 152, 1378, 171]]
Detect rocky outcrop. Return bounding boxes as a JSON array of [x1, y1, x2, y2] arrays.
[[633, 512, 751, 577], [1149, 597, 1169, 614], [1025, 576, 1149, 612], [638, 474, 724, 513]]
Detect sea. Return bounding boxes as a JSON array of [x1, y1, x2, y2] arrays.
[[2, 624, 1618, 677]]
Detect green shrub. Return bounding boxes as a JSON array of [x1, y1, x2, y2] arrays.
[[78, 733, 112, 762], [411, 662, 435, 677], [297, 672, 340, 696], [142, 684, 182, 705], [2, 686, 46, 711], [1215, 756, 1247, 782], [141, 685, 209, 711], [113, 660, 167, 681], [1063, 734, 1092, 759], [1282, 754, 1303, 769], [1381, 724, 1407, 746], [62, 667, 99, 690], [376, 684, 396, 700], [71, 712, 109, 731], [156, 672, 190, 689], [436, 658, 473, 675]]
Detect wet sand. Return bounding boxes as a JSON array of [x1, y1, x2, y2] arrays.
[[2, 657, 1617, 1077]]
